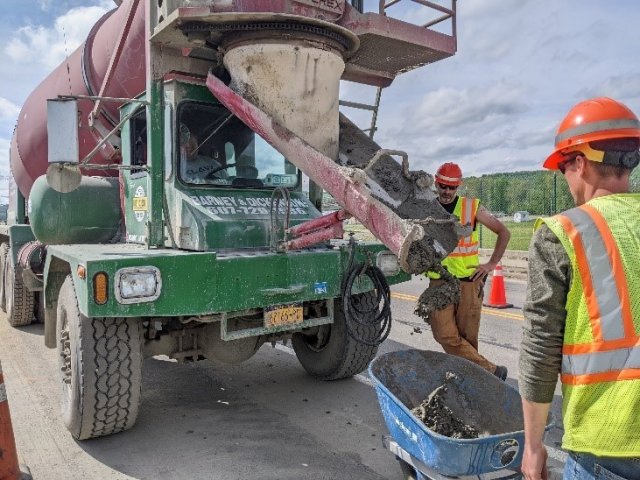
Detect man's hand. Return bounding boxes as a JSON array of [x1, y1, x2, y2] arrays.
[[521, 443, 548, 480], [470, 261, 495, 281]]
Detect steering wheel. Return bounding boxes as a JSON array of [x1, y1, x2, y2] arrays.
[[205, 163, 236, 180]]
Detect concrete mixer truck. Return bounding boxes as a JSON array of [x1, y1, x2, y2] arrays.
[[1, 0, 462, 440]]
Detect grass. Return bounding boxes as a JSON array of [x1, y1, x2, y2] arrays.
[[344, 219, 537, 251], [478, 220, 536, 251]]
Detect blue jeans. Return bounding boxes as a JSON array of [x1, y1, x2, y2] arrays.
[[564, 451, 640, 480]]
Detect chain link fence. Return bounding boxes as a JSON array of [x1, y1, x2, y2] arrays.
[[459, 169, 640, 250]]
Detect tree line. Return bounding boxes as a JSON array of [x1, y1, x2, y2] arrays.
[[459, 168, 640, 217]]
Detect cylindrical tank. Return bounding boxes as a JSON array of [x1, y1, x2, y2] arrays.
[[30, 176, 121, 244], [223, 40, 345, 159], [10, 0, 146, 198]]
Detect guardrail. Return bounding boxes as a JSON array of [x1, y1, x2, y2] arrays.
[[479, 249, 528, 280]]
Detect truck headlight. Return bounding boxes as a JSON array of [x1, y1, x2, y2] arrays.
[[115, 267, 161, 304], [376, 251, 401, 276]]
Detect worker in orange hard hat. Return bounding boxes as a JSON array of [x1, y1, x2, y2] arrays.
[[425, 162, 511, 379], [519, 97, 640, 480]]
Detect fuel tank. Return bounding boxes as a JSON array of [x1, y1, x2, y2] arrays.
[[30, 175, 121, 245], [10, 0, 145, 198]]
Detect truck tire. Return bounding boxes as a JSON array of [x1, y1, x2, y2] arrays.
[[35, 292, 46, 323], [292, 292, 379, 380], [5, 258, 35, 327], [0, 242, 8, 313], [57, 276, 143, 440]]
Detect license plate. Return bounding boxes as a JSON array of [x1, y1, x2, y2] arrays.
[[264, 303, 303, 328]]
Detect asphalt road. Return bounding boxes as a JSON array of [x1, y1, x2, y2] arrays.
[[0, 275, 566, 480]]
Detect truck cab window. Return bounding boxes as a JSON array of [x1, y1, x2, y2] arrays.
[[130, 111, 147, 173], [178, 102, 299, 188]]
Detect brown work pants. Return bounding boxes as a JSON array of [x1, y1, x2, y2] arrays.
[[427, 279, 496, 373]]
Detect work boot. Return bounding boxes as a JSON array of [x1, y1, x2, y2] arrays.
[[494, 365, 508, 381]]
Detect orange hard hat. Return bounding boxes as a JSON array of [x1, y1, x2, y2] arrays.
[[435, 162, 463, 186], [544, 97, 640, 170]]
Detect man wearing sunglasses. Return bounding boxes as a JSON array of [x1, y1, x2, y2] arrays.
[[425, 162, 511, 380], [519, 98, 640, 480]]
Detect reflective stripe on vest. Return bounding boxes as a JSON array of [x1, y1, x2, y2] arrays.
[[449, 197, 479, 257], [427, 197, 479, 279], [556, 204, 640, 385]]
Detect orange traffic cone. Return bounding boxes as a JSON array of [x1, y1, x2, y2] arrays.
[[0, 361, 31, 480], [483, 263, 513, 309]]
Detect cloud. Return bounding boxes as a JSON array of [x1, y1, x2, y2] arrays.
[[0, 97, 20, 121], [579, 73, 640, 101], [396, 83, 527, 137], [0, 137, 10, 200], [38, 0, 53, 11], [5, 1, 112, 69]]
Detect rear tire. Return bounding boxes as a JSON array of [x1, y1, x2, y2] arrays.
[[292, 292, 379, 380], [0, 242, 8, 313], [57, 276, 143, 440], [5, 257, 35, 327]]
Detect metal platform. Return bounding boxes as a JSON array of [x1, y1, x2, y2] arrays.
[[151, 0, 457, 87]]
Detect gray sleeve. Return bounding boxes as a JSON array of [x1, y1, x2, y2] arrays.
[[518, 224, 571, 403]]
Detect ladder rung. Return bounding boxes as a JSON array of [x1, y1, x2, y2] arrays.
[[339, 100, 377, 111]]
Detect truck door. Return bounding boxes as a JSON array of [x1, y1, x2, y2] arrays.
[[123, 109, 149, 243]]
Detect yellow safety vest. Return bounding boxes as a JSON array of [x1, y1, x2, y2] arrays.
[[427, 197, 480, 279], [539, 194, 640, 457]]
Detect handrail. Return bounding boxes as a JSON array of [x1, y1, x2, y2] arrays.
[[377, 0, 456, 33]]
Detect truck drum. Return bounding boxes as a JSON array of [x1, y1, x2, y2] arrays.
[[30, 176, 121, 244]]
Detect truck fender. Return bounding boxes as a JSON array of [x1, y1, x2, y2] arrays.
[[43, 257, 72, 349]]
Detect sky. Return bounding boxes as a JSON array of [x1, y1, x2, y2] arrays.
[[2, 0, 640, 202]]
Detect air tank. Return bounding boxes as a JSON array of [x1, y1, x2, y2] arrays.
[[10, 0, 146, 198], [29, 175, 121, 245]]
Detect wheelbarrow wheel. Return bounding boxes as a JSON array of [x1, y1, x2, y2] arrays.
[[292, 292, 379, 380]]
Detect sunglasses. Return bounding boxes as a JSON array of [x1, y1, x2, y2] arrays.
[[558, 154, 579, 175], [436, 182, 458, 191]]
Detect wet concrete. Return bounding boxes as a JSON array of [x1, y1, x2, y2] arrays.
[[338, 115, 461, 311], [414, 269, 460, 320], [411, 372, 480, 439]]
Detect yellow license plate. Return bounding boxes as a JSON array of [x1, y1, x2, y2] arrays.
[[132, 197, 148, 211], [264, 304, 303, 328]]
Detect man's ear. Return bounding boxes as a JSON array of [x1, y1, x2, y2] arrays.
[[576, 155, 589, 178]]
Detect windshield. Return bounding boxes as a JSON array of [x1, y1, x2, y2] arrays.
[[178, 102, 299, 188]]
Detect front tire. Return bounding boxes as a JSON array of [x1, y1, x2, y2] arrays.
[[57, 276, 143, 440], [292, 292, 379, 380]]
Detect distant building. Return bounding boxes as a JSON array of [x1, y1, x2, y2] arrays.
[[513, 211, 530, 223]]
